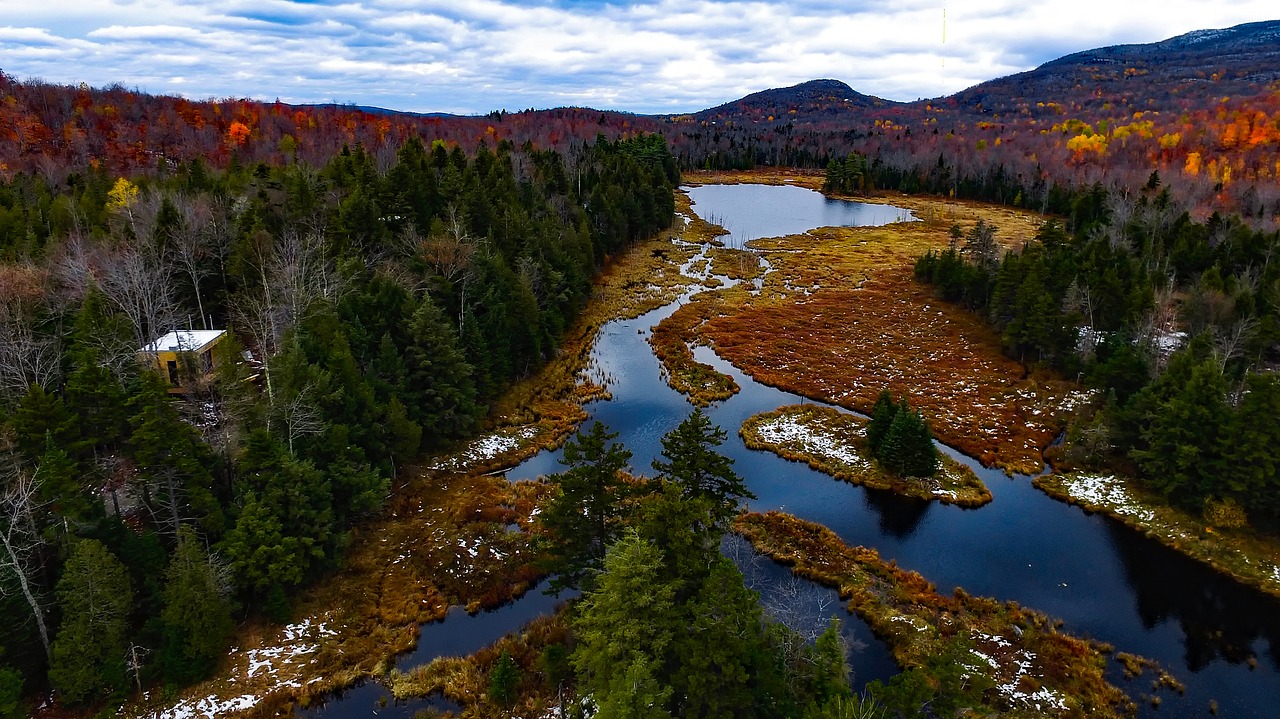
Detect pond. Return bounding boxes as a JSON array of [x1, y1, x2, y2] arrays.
[[313, 183, 1280, 717], [684, 182, 916, 247]]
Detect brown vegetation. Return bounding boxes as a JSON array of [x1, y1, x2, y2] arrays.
[[125, 204, 705, 719], [734, 511, 1152, 717], [673, 173, 1080, 473], [740, 404, 990, 506], [648, 291, 741, 406]]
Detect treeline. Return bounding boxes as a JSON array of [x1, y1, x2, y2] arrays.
[[904, 164, 1280, 530], [0, 133, 677, 712]]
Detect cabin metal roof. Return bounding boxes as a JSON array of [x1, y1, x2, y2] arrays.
[[140, 329, 226, 354]]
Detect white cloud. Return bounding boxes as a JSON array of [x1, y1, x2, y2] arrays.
[[0, 0, 1275, 114]]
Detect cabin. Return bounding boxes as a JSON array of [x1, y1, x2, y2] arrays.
[[139, 329, 227, 393]]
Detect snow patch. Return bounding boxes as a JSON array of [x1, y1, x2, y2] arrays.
[[154, 693, 259, 719], [755, 414, 869, 470], [1061, 474, 1155, 522], [431, 426, 539, 470]]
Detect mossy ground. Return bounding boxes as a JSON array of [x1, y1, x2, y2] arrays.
[[733, 511, 1163, 718], [1034, 473, 1280, 600], [740, 404, 990, 506]]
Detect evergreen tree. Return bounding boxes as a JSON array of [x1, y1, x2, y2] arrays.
[[9, 385, 80, 462], [128, 376, 225, 537], [160, 526, 234, 682], [875, 399, 938, 478], [488, 650, 520, 707], [34, 443, 96, 524], [868, 392, 938, 477], [539, 422, 636, 592], [403, 296, 479, 446], [1132, 355, 1230, 502], [652, 409, 754, 527], [48, 540, 134, 704], [0, 665, 21, 719], [806, 619, 853, 710], [671, 555, 763, 719], [597, 656, 673, 719], [865, 390, 898, 454], [1228, 373, 1280, 521], [222, 430, 334, 594], [572, 532, 680, 710]]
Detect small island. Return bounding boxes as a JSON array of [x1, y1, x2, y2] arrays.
[[740, 402, 991, 507]]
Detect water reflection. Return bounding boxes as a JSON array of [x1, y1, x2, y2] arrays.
[[862, 488, 931, 541], [298, 680, 460, 719], [1107, 521, 1280, 672], [396, 580, 576, 671], [311, 183, 1280, 717], [685, 183, 917, 247]]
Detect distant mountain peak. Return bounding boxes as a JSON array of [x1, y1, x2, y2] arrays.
[[683, 78, 894, 124]]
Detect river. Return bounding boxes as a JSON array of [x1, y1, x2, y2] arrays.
[[311, 183, 1280, 717]]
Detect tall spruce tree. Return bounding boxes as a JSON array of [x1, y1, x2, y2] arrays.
[[538, 422, 635, 593], [652, 409, 754, 527], [160, 526, 234, 682], [48, 540, 133, 704], [403, 296, 479, 446]]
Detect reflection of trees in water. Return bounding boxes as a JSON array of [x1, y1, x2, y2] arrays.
[[863, 488, 930, 540], [722, 535, 860, 647], [1106, 521, 1280, 672]]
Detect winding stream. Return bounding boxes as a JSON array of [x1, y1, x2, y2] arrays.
[[511, 184, 1280, 717], [313, 184, 1280, 717]]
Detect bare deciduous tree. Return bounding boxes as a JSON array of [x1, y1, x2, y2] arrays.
[[171, 193, 219, 330], [0, 264, 61, 402], [1214, 316, 1259, 372], [231, 227, 339, 404], [0, 460, 52, 661], [278, 382, 325, 457], [98, 241, 178, 351]]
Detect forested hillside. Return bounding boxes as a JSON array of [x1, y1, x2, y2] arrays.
[[0, 132, 677, 711], [6, 20, 1280, 227], [905, 167, 1280, 532]]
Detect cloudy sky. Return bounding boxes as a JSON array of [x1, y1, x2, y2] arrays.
[[1, 1, 1276, 115]]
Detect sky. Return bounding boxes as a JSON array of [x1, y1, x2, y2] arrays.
[[0, 1, 1276, 116]]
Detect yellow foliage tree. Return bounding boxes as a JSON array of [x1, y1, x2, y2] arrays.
[[1184, 152, 1202, 177], [106, 177, 139, 213]]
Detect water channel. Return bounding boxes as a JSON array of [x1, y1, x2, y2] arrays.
[[313, 183, 1280, 717]]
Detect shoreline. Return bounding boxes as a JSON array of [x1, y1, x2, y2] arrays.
[[1034, 473, 1280, 601]]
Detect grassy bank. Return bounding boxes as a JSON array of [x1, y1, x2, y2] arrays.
[[648, 289, 742, 406], [1034, 473, 1280, 600], [389, 611, 572, 716], [733, 511, 1167, 718], [741, 404, 990, 506]]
